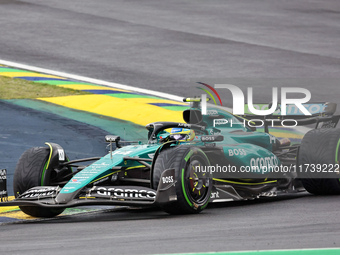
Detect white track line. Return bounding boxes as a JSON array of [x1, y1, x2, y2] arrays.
[[0, 59, 184, 102], [0, 59, 311, 135]]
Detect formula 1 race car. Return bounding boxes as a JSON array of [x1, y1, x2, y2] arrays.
[[1, 98, 340, 217]]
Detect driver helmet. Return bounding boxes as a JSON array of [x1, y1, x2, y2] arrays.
[[169, 128, 195, 142]]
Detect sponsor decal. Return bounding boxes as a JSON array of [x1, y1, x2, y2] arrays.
[[162, 176, 174, 184], [178, 123, 191, 128], [0, 169, 8, 201], [250, 156, 279, 171], [0, 169, 6, 180], [207, 110, 218, 116], [58, 149, 65, 161], [111, 174, 118, 182], [94, 187, 156, 199], [201, 135, 223, 142], [269, 135, 276, 144], [210, 191, 220, 199], [201, 136, 216, 142], [209, 129, 221, 135], [169, 195, 177, 201], [213, 119, 229, 127], [19, 187, 59, 199], [171, 128, 183, 133], [91, 162, 110, 168], [322, 120, 337, 128], [111, 150, 133, 156], [228, 148, 247, 156]]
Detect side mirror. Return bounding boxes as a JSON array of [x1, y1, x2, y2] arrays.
[[105, 135, 120, 143], [105, 135, 121, 159]]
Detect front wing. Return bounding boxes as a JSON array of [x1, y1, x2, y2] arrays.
[[0, 169, 177, 209]]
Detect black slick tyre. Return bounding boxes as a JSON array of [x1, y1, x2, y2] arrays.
[[153, 145, 212, 214], [13, 147, 65, 217], [298, 128, 340, 195]]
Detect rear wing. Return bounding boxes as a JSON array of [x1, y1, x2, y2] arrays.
[[241, 102, 340, 132]]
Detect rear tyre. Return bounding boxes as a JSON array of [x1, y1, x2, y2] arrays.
[[298, 128, 340, 195], [153, 146, 212, 214], [13, 147, 65, 217]]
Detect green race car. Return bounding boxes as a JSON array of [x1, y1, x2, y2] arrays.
[[1, 98, 340, 217]]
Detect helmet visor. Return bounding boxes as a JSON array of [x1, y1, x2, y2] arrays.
[[170, 134, 188, 141]]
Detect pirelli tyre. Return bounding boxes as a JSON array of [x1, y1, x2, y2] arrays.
[[13, 146, 71, 217], [297, 128, 340, 195], [153, 145, 212, 214]]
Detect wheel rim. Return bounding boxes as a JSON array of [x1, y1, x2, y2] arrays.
[[185, 157, 210, 204]]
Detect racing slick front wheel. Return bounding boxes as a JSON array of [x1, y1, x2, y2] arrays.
[[153, 146, 212, 214], [13, 146, 70, 217], [298, 128, 340, 195]]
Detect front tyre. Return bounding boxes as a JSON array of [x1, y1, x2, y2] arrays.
[[13, 147, 65, 217], [298, 128, 340, 195], [153, 146, 212, 214]]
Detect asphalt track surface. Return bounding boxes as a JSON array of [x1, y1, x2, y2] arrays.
[[1, 0, 340, 104], [0, 100, 108, 195], [1, 0, 340, 254]]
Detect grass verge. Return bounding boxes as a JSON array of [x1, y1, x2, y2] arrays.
[[0, 76, 88, 99]]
